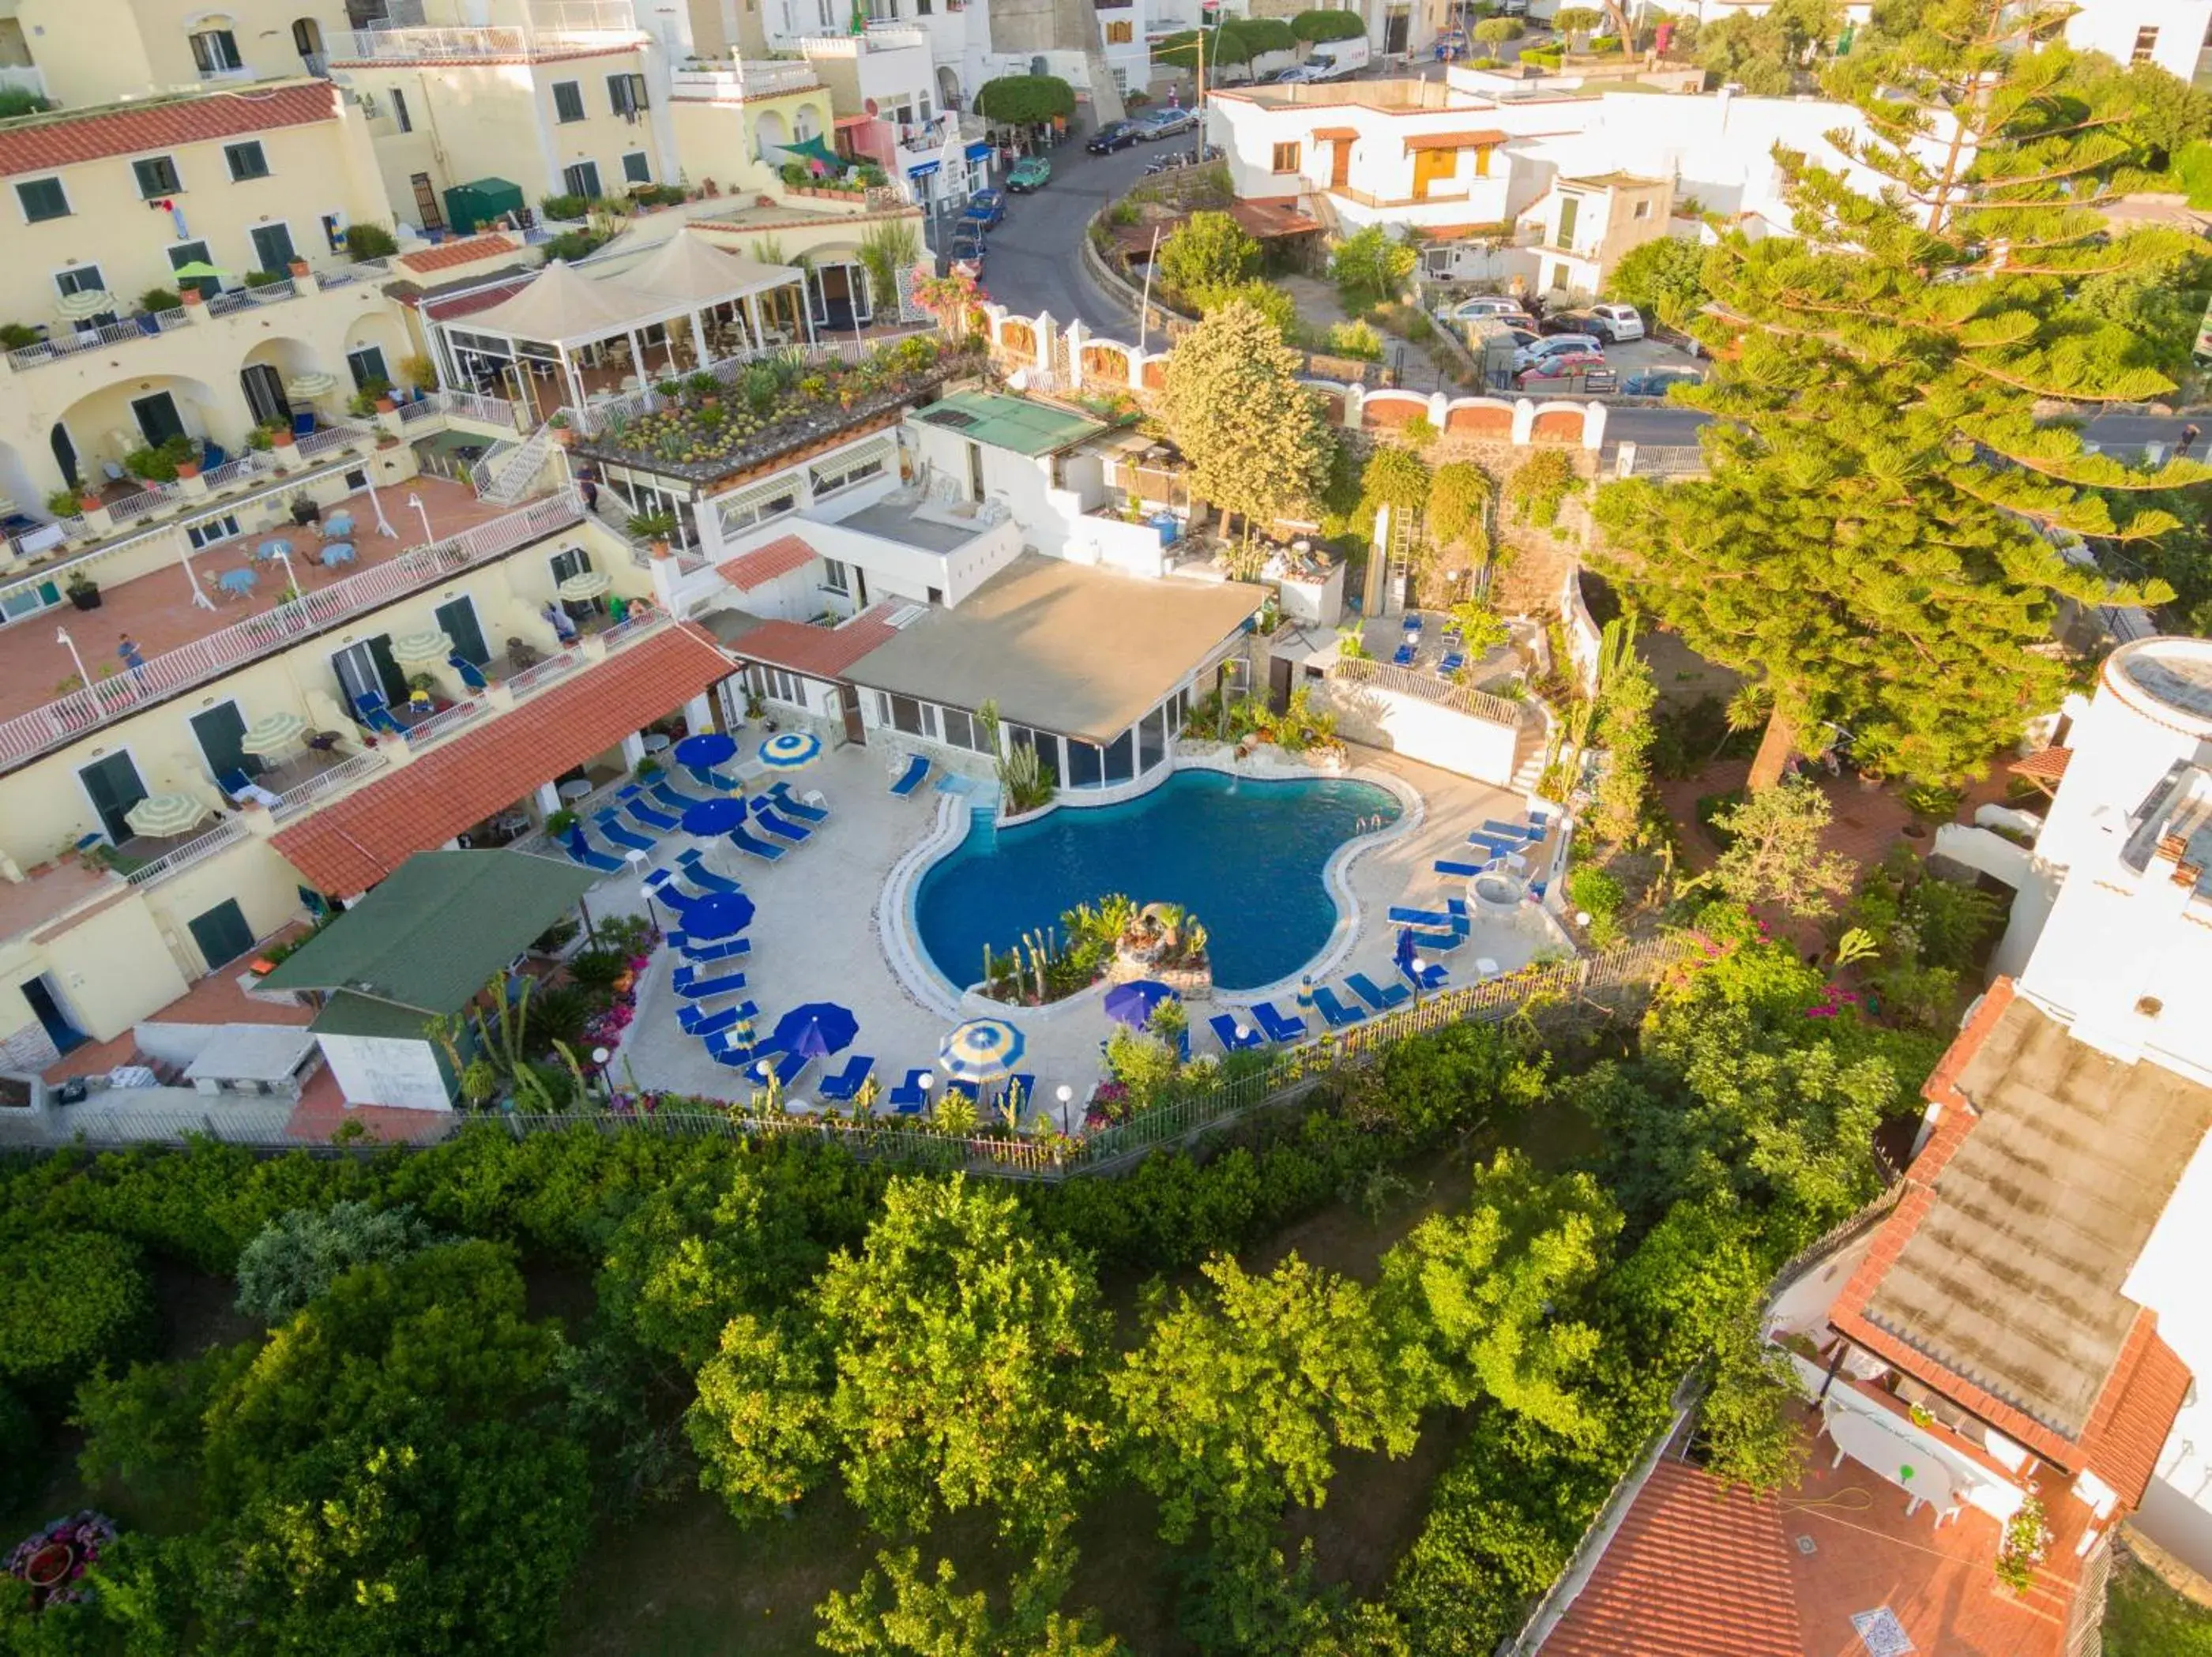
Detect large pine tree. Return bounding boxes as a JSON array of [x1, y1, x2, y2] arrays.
[[1593, 0, 2200, 787]]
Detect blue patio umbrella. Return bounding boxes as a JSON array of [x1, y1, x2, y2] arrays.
[[674, 731, 738, 768], [1104, 979, 1179, 1029], [759, 731, 822, 771], [682, 796, 747, 836], [939, 1016, 1025, 1083], [1395, 926, 1417, 970], [773, 1001, 858, 1060], [684, 890, 756, 940]]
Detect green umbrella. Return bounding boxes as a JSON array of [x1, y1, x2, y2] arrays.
[[171, 260, 234, 280]]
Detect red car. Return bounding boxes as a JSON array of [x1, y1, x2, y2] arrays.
[[1515, 349, 1606, 386]]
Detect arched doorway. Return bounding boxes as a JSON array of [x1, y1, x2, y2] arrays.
[[937, 66, 961, 110], [50, 424, 79, 490], [754, 109, 790, 160], [292, 16, 324, 69], [241, 336, 329, 431]]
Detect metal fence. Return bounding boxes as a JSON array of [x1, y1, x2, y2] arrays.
[[1332, 653, 1534, 729]]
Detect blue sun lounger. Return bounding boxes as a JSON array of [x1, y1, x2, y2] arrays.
[[725, 825, 787, 862], [1398, 956, 1449, 991], [672, 964, 748, 1000], [1392, 640, 1417, 667], [1347, 973, 1410, 1013], [1466, 832, 1521, 856], [449, 654, 491, 692], [594, 810, 656, 853], [668, 930, 749, 963], [888, 1067, 932, 1112], [685, 763, 741, 793], [673, 849, 742, 893], [1251, 1001, 1309, 1043], [1483, 818, 1540, 842], [764, 783, 828, 823], [758, 1048, 811, 1090], [1388, 904, 1454, 928], [705, 1029, 762, 1069], [558, 826, 624, 873], [1405, 926, 1463, 953], [621, 787, 680, 831], [353, 692, 406, 737], [1438, 651, 1465, 676], [679, 1001, 756, 1038], [1209, 1013, 1266, 1052], [890, 753, 931, 796], [751, 805, 813, 844], [651, 777, 709, 813], [1312, 986, 1367, 1029], [1435, 858, 1484, 878], [818, 1054, 875, 1101]]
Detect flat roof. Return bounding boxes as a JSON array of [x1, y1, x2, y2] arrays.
[[843, 554, 1262, 742], [837, 498, 982, 554], [910, 392, 1107, 457]]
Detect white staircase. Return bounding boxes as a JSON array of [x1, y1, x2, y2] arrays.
[[471, 423, 555, 505]]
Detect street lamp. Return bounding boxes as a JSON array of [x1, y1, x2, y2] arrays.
[[404, 491, 434, 547], [54, 626, 88, 693], [1055, 1082, 1074, 1135], [591, 1046, 612, 1103]]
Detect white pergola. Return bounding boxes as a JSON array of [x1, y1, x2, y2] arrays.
[[439, 233, 814, 416]]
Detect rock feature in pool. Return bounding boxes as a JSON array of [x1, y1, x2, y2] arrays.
[[913, 771, 1402, 994]]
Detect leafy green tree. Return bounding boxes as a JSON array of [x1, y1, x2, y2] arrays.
[[1426, 461, 1494, 565], [687, 1309, 837, 1517], [1599, 1, 2198, 788], [1699, 1311, 1809, 1494], [1329, 225, 1416, 310], [233, 1200, 430, 1324], [1552, 7, 1602, 36], [1604, 236, 1706, 321], [1472, 17, 1522, 45], [1157, 211, 1263, 311], [1588, 618, 1657, 846], [1375, 1153, 1620, 1439], [0, 1231, 153, 1407], [1705, 778, 1856, 917], [1114, 1253, 1421, 1550], [1360, 443, 1431, 532], [818, 1544, 1127, 1656], [973, 74, 1075, 125], [1161, 302, 1334, 543], [1292, 8, 1367, 41]]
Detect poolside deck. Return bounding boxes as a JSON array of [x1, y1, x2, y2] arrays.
[[607, 742, 1552, 1122]]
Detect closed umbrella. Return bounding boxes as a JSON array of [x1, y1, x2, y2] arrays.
[[939, 1017, 1025, 1084], [390, 628, 455, 665], [773, 1002, 858, 1060], [285, 370, 340, 399], [557, 569, 612, 601], [759, 731, 821, 771], [239, 711, 308, 756], [1104, 979, 1179, 1029], [124, 792, 213, 839], [57, 289, 115, 321]]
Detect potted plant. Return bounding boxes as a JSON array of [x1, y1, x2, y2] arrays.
[[65, 572, 100, 611], [545, 809, 578, 836], [46, 485, 84, 517], [626, 509, 676, 555], [548, 411, 574, 448]]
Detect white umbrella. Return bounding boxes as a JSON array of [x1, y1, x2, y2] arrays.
[[125, 793, 213, 839], [56, 288, 115, 321], [558, 569, 613, 601], [239, 711, 308, 756], [391, 628, 455, 665], [285, 370, 340, 399]]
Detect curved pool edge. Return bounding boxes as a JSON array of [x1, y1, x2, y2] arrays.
[[875, 752, 1424, 1023]]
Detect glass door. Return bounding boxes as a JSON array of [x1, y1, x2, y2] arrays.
[[77, 750, 149, 843], [190, 701, 261, 781]]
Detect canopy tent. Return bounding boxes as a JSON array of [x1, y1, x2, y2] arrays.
[[626, 231, 804, 306], [465, 259, 683, 351], [258, 850, 600, 1015], [781, 134, 846, 173]]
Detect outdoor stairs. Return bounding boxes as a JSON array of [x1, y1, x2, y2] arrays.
[[473, 423, 555, 505], [1510, 715, 1548, 798]]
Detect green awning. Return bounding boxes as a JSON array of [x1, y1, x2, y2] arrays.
[[258, 850, 599, 1014], [782, 134, 846, 172]]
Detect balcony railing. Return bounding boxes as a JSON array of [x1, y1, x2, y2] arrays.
[[6, 307, 193, 372], [505, 646, 584, 698], [330, 21, 641, 59], [295, 420, 377, 460], [1332, 654, 1531, 727], [672, 59, 819, 100], [124, 817, 252, 888], [271, 748, 389, 819], [397, 389, 524, 430], [0, 489, 585, 775]]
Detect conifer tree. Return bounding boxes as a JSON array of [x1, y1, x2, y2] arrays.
[[1161, 301, 1334, 544], [1593, 0, 2199, 787]]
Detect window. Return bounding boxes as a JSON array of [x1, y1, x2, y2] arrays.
[[822, 558, 848, 594], [1111, 65, 1128, 92], [809, 442, 888, 496], [717, 477, 800, 535], [223, 141, 269, 182], [345, 346, 389, 389], [749, 664, 805, 705], [1066, 739, 1103, 788], [132, 156, 182, 198], [1105, 19, 1132, 42], [1010, 726, 1057, 781], [390, 88, 412, 133], [550, 546, 594, 585], [562, 160, 602, 199], [190, 28, 243, 72], [2134, 26, 2160, 61], [1473, 143, 1492, 178], [55, 265, 107, 302], [16, 177, 67, 223], [1632, 200, 1650, 219], [607, 72, 648, 116], [185, 512, 240, 549], [1271, 141, 1300, 175], [553, 80, 585, 122], [1103, 728, 1134, 784], [622, 150, 652, 185], [248, 221, 295, 273], [168, 241, 220, 295], [939, 706, 995, 753], [1138, 705, 1165, 772], [886, 693, 926, 735]]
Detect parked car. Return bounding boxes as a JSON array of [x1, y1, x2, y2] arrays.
[[1136, 106, 1200, 139], [1087, 120, 1142, 153], [1514, 333, 1604, 371], [1589, 302, 1645, 341], [961, 188, 1006, 230], [950, 224, 988, 268], [1488, 310, 1539, 334], [1516, 349, 1608, 386], [1437, 294, 1528, 325], [1273, 64, 1326, 82], [1620, 366, 1703, 396], [1006, 156, 1051, 193]]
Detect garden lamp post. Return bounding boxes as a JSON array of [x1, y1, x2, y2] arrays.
[[591, 1046, 612, 1103], [1411, 955, 1428, 1007], [1055, 1083, 1073, 1136], [404, 491, 434, 547], [55, 626, 88, 693]]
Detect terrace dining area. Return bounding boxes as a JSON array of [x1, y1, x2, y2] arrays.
[[437, 234, 818, 428]]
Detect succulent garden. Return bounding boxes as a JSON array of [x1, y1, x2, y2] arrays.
[[577, 332, 983, 482]]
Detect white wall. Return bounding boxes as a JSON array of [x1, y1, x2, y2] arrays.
[[318, 1031, 452, 1110], [2123, 1128, 2212, 1577], [2066, 0, 2212, 82], [1313, 677, 1522, 784]]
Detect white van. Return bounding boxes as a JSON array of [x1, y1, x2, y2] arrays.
[[1305, 36, 1371, 78]]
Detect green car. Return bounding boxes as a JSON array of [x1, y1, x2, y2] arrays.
[[1006, 156, 1051, 194]]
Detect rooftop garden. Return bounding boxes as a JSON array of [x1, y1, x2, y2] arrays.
[[572, 331, 984, 482]]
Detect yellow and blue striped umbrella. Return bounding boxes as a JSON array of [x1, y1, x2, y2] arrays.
[[938, 1016, 1025, 1083], [759, 731, 821, 771]]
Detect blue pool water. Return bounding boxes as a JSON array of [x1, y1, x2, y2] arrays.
[[912, 771, 1402, 993]]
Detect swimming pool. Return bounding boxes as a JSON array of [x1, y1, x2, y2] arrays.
[[912, 770, 1403, 993]]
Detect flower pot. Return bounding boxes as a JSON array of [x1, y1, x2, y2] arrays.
[[24, 1543, 73, 1589], [649, 539, 671, 560], [550, 427, 574, 448], [68, 586, 101, 611], [176, 461, 201, 479], [374, 396, 397, 414]]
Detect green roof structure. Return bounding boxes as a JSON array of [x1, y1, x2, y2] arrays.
[[258, 851, 600, 1014], [912, 391, 1108, 457]]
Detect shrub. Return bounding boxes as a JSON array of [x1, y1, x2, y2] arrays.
[[539, 191, 591, 221], [1330, 224, 1416, 310], [344, 222, 401, 259], [1520, 47, 1563, 70], [1504, 449, 1582, 528], [234, 1200, 433, 1323], [1472, 16, 1522, 42], [1567, 865, 1627, 945], [0, 322, 39, 350], [1326, 318, 1383, 360], [243, 268, 288, 287], [540, 228, 606, 262], [0, 1231, 155, 1407], [137, 287, 182, 315]]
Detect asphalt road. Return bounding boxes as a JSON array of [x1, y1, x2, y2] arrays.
[[976, 135, 1157, 336], [1603, 404, 2203, 454]]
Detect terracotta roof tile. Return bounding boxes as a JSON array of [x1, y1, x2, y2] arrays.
[[397, 235, 523, 274], [416, 277, 535, 320], [2008, 745, 2073, 781], [729, 603, 901, 680], [273, 625, 731, 892], [1403, 128, 1509, 152], [0, 83, 338, 178], [2080, 1320, 2192, 1511], [1543, 1460, 1803, 1657], [717, 533, 819, 592]]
